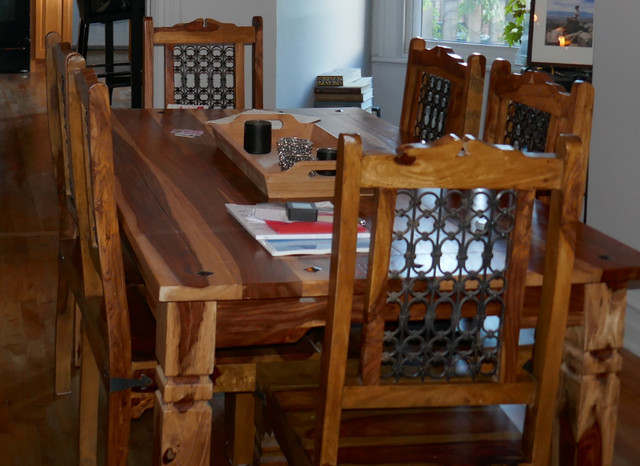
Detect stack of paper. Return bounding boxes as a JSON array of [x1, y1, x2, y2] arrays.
[[226, 203, 370, 256]]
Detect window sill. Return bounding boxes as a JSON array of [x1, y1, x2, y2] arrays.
[[372, 41, 522, 67]]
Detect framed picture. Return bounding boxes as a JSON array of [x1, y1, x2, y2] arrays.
[[527, 0, 594, 68]]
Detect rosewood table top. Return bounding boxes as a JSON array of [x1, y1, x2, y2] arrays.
[[112, 107, 640, 304]]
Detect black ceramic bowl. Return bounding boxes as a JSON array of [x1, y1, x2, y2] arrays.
[[316, 147, 337, 176]]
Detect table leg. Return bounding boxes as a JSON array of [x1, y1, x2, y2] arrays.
[[130, 0, 144, 108], [225, 392, 256, 465], [153, 301, 217, 465], [553, 283, 627, 465]]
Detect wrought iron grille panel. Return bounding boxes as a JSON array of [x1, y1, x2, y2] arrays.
[[504, 102, 550, 152], [414, 73, 451, 142], [173, 43, 236, 108], [383, 188, 517, 381]]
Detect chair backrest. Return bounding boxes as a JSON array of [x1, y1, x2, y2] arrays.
[[73, 67, 135, 462], [483, 58, 594, 214], [45, 32, 86, 240], [399, 38, 486, 141], [73, 65, 133, 396], [313, 132, 583, 464], [143, 16, 264, 110], [46, 34, 104, 298]]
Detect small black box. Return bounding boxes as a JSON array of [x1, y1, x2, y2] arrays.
[[286, 201, 318, 222]]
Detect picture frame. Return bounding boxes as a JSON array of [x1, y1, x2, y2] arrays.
[[527, 0, 594, 68]]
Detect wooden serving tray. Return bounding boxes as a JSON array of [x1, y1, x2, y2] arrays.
[[208, 113, 338, 200]]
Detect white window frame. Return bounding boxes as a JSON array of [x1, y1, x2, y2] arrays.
[[372, 0, 519, 65]]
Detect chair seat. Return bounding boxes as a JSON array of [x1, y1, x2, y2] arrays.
[[257, 359, 529, 465], [263, 400, 525, 465], [213, 330, 322, 393], [255, 344, 537, 465], [213, 331, 322, 465]]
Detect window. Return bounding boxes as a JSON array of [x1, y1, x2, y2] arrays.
[[371, 0, 521, 125], [371, 0, 519, 63], [417, 0, 508, 46]]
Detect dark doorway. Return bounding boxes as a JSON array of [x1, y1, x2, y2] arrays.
[[0, 0, 30, 73]]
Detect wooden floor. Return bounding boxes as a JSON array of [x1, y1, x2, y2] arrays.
[[1, 60, 639, 465]]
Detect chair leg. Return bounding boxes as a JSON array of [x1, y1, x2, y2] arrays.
[[74, 301, 82, 367], [79, 330, 99, 465], [105, 388, 132, 465], [252, 393, 264, 466], [54, 261, 74, 395], [225, 393, 256, 465], [79, 331, 134, 466], [78, 20, 89, 57], [105, 20, 115, 93]]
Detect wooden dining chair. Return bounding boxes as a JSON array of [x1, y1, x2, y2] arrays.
[[483, 58, 594, 217], [72, 67, 157, 464], [46, 32, 89, 396], [253, 132, 583, 465], [47, 32, 149, 402], [70, 64, 304, 466], [399, 37, 486, 142], [142, 15, 263, 109]]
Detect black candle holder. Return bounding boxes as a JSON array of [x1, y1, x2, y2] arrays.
[[316, 147, 337, 176], [243, 120, 272, 154]]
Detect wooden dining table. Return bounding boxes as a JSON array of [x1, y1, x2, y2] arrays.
[[111, 107, 640, 465]]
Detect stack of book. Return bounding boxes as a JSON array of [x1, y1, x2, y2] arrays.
[[314, 68, 374, 112]]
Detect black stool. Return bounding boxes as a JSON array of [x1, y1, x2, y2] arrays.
[[77, 0, 133, 101]]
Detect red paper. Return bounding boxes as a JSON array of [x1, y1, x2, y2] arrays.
[[265, 220, 366, 235]]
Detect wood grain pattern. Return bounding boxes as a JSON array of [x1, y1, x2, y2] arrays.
[[32, 0, 74, 61], [371, 137, 564, 190], [112, 108, 391, 304], [3, 63, 640, 465], [208, 112, 341, 200], [153, 391, 212, 466], [522, 135, 581, 464], [224, 393, 255, 465], [46, 33, 88, 397], [113, 107, 640, 309], [75, 68, 136, 466], [254, 133, 583, 465], [110, 105, 640, 465], [156, 301, 217, 377], [555, 282, 628, 465], [483, 59, 594, 217]]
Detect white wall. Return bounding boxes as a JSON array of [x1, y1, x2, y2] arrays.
[[147, 0, 278, 108], [146, 0, 370, 109], [275, 0, 370, 108], [588, 0, 640, 356]]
